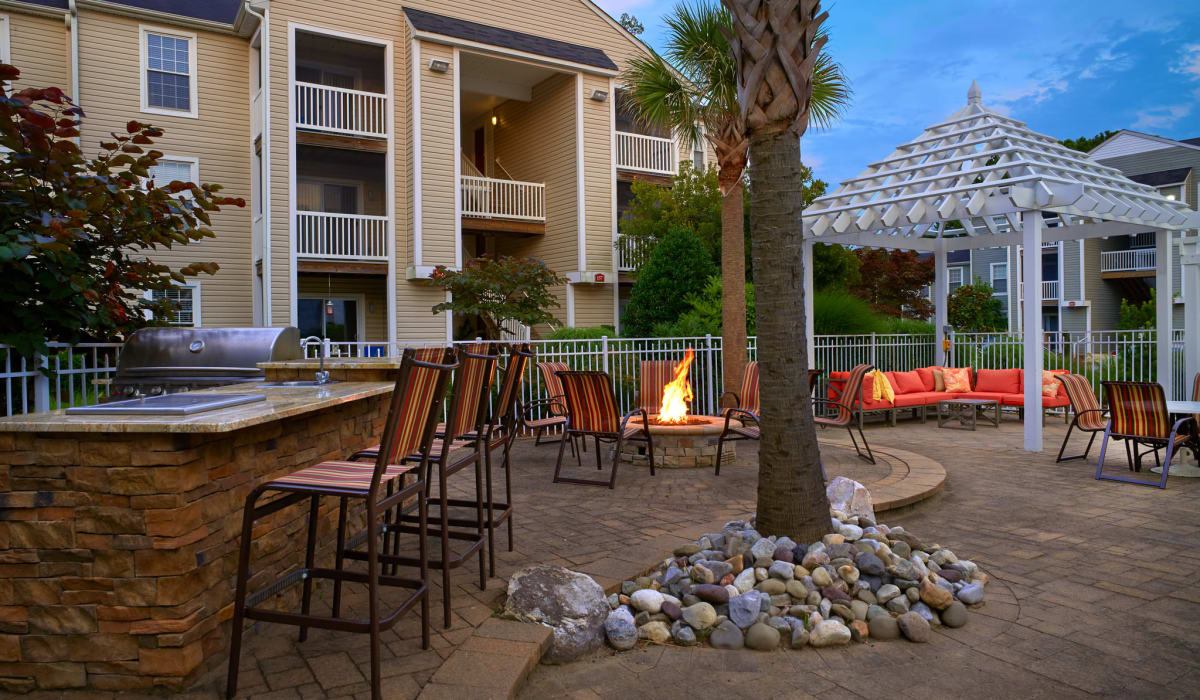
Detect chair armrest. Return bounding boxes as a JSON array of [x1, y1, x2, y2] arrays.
[[725, 407, 760, 425], [1171, 415, 1196, 436], [620, 407, 649, 434], [720, 391, 741, 410], [811, 396, 853, 413], [521, 397, 567, 422]]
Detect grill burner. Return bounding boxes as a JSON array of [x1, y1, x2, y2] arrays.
[[108, 327, 302, 400]]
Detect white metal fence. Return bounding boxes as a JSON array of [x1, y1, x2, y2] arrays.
[[295, 82, 387, 138], [295, 212, 389, 261], [616, 235, 653, 272], [616, 131, 677, 176], [460, 176, 545, 221], [2, 343, 122, 416], [1100, 248, 1155, 273]]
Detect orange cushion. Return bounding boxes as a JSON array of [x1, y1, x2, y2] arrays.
[[1001, 393, 1070, 408], [893, 392, 943, 407], [1042, 370, 1067, 397], [960, 392, 1006, 402], [913, 367, 937, 392], [941, 367, 972, 393], [975, 368, 1021, 394], [892, 371, 925, 395]]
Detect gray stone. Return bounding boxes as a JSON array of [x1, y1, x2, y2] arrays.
[[839, 524, 864, 541], [681, 602, 716, 630], [606, 593, 620, 610], [629, 589, 664, 613], [826, 476, 875, 520], [690, 562, 715, 585], [897, 611, 931, 642], [827, 543, 853, 560], [856, 589, 878, 605], [757, 579, 786, 595], [732, 568, 756, 594], [745, 622, 781, 651], [638, 620, 671, 644], [661, 601, 681, 621], [856, 552, 886, 576], [786, 580, 807, 600], [809, 620, 852, 647], [811, 567, 833, 588], [885, 596, 910, 614], [661, 565, 685, 587], [957, 583, 985, 605], [772, 544, 794, 563], [729, 594, 760, 629], [775, 537, 798, 554], [709, 620, 744, 649], [766, 616, 792, 635], [850, 600, 869, 621], [604, 609, 637, 650], [941, 600, 968, 628], [906, 586, 921, 602], [701, 559, 734, 581], [910, 601, 936, 624], [749, 537, 777, 561], [868, 614, 901, 640], [690, 584, 729, 605], [504, 565, 610, 663], [621, 580, 637, 596], [866, 605, 890, 621], [671, 620, 697, 646], [768, 560, 795, 581], [790, 624, 810, 648], [892, 560, 921, 581], [891, 541, 912, 558], [876, 584, 901, 604]]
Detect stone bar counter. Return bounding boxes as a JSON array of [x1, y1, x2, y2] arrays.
[[258, 357, 405, 383], [0, 381, 394, 693]]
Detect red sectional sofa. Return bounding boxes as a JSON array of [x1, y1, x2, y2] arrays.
[[827, 367, 1070, 425]]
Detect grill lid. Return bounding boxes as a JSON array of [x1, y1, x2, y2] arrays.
[[116, 327, 302, 380]]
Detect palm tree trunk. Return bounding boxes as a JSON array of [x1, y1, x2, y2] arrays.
[[749, 129, 829, 542], [721, 184, 747, 403]]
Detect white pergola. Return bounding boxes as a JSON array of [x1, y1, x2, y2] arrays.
[[801, 82, 1200, 452]]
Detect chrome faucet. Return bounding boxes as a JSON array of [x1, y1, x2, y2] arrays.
[[303, 336, 332, 385]]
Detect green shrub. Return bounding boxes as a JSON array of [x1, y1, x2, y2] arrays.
[[812, 290, 884, 335], [947, 279, 1006, 332], [622, 226, 717, 337], [880, 317, 935, 335], [545, 325, 616, 340], [1118, 289, 1155, 330]]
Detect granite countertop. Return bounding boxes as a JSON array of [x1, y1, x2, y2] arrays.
[[0, 381, 394, 434], [258, 358, 406, 370]]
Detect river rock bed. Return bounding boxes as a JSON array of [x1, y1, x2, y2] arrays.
[[604, 511, 988, 651]]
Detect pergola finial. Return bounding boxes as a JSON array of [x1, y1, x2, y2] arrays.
[[967, 80, 982, 106]]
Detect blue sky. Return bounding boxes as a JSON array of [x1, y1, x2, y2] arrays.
[[597, 0, 1200, 187]]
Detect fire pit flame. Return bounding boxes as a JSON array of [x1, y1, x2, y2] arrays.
[[658, 348, 695, 424]]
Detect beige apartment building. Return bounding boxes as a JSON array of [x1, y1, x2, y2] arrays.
[[2, 0, 709, 344]]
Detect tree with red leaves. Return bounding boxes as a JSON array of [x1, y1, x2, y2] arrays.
[[0, 64, 243, 357], [849, 249, 935, 320]]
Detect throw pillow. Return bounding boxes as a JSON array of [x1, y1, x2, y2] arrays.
[[942, 367, 971, 393], [1041, 370, 1061, 397], [872, 370, 895, 402], [893, 370, 925, 394], [932, 369, 946, 392]]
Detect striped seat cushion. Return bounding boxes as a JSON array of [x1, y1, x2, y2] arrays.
[[537, 363, 570, 416], [741, 362, 760, 414], [559, 371, 620, 433], [270, 460, 414, 491], [526, 416, 566, 429], [1056, 374, 1106, 430], [731, 424, 759, 439], [1106, 382, 1170, 438], [639, 361, 675, 413]]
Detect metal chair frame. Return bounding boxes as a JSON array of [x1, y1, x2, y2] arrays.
[[1096, 380, 1195, 489], [813, 364, 876, 464], [1054, 374, 1108, 463], [552, 370, 655, 489]]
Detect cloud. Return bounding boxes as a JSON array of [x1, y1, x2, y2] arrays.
[[1172, 44, 1200, 80], [1079, 46, 1134, 79], [1132, 103, 1193, 130]]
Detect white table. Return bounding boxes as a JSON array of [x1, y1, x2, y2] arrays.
[[1149, 401, 1200, 478]]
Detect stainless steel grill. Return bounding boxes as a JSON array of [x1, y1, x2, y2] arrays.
[[108, 327, 301, 399]]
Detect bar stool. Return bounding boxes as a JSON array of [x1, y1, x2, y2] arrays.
[[226, 348, 457, 700]]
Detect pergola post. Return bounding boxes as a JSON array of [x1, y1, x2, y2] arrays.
[[1182, 238, 1200, 393], [934, 244, 947, 365], [803, 238, 815, 365], [1155, 229, 1175, 398], [1021, 210, 1044, 452]]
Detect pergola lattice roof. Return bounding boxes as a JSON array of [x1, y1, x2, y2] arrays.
[[803, 82, 1198, 252]]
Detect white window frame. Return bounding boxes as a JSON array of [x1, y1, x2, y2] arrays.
[[990, 262, 1008, 297], [144, 155, 199, 196], [140, 25, 198, 119], [145, 282, 201, 327], [946, 266, 964, 292], [0, 15, 11, 64]]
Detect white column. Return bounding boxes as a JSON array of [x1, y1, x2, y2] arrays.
[[1021, 210, 1043, 452], [803, 238, 815, 364], [1156, 229, 1175, 398], [934, 244, 947, 365], [1182, 238, 1200, 393]]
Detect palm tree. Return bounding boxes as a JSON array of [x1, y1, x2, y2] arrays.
[[622, 1, 849, 403], [722, 0, 833, 541]]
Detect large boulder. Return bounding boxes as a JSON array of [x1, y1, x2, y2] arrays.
[[504, 565, 609, 662], [826, 476, 874, 521]]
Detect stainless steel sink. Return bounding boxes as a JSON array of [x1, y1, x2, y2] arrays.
[[66, 393, 267, 416], [259, 380, 340, 387]]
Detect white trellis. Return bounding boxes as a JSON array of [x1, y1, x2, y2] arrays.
[[801, 82, 1200, 452]]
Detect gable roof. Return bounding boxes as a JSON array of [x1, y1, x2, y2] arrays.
[[1127, 167, 1191, 188], [1183, 137, 1200, 147], [1089, 129, 1200, 160], [12, 0, 241, 23], [403, 7, 618, 72]]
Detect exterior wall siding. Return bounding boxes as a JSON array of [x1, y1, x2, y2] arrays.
[[7, 11, 69, 92]]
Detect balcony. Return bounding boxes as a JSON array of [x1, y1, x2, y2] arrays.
[[296, 212, 389, 261], [460, 176, 545, 222], [1041, 280, 1060, 300], [616, 132, 676, 177], [617, 236, 653, 272], [295, 82, 387, 138], [1101, 248, 1155, 275]]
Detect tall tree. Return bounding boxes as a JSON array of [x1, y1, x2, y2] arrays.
[[723, 0, 833, 540], [850, 249, 934, 319], [623, 1, 848, 403], [618, 12, 646, 36], [1061, 130, 1116, 153]]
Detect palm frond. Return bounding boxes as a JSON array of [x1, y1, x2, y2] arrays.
[[622, 53, 704, 146], [809, 52, 852, 130]]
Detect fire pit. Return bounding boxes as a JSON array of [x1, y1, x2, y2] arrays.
[[619, 349, 735, 469]]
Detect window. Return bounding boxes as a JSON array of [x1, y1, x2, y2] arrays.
[[141, 27, 197, 118], [147, 158, 195, 187], [149, 285, 199, 326], [947, 266, 964, 293], [0, 15, 11, 64], [990, 262, 1008, 295]]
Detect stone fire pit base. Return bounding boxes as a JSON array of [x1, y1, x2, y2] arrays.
[[619, 415, 734, 469]]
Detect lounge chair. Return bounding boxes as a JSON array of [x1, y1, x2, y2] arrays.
[[1096, 381, 1195, 488], [553, 370, 654, 489], [1054, 373, 1107, 462], [813, 363, 875, 464], [716, 361, 760, 475]]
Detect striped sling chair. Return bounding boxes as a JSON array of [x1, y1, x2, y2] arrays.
[[638, 360, 676, 414], [1096, 381, 1195, 488], [553, 370, 654, 489], [524, 362, 572, 448], [812, 363, 876, 464], [227, 348, 456, 700], [1054, 374, 1108, 462], [716, 361, 761, 475]]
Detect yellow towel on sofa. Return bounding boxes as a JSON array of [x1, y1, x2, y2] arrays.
[[870, 370, 894, 403]]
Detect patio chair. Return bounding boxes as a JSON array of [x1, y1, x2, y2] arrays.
[[226, 348, 455, 700], [716, 361, 760, 475], [1095, 381, 1195, 488], [553, 370, 655, 489], [812, 363, 876, 464], [524, 362, 570, 446], [1054, 374, 1107, 462], [638, 360, 676, 414]]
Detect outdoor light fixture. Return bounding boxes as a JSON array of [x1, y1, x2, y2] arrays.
[[491, 114, 498, 126], [589, 89, 608, 102], [325, 299, 334, 316], [428, 58, 450, 73]]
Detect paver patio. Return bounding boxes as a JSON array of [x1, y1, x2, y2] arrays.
[[151, 417, 1200, 699]]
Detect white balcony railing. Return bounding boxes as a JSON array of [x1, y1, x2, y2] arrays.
[[295, 82, 387, 138], [616, 131, 676, 176], [296, 212, 389, 261], [1042, 280, 1060, 300], [1101, 248, 1155, 273], [460, 176, 545, 221], [616, 235, 653, 271]]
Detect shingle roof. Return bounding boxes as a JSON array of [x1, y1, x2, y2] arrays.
[[13, 0, 240, 24], [1181, 137, 1200, 147], [1127, 167, 1191, 187], [403, 7, 618, 71]]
